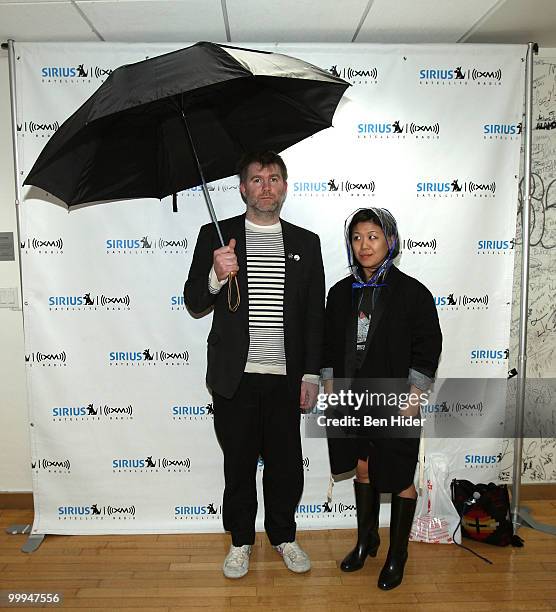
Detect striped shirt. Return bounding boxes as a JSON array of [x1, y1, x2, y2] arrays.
[[244, 219, 286, 375]]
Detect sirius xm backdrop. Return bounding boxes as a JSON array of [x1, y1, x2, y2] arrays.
[[15, 42, 525, 534]]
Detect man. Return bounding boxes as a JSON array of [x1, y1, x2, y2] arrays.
[[184, 151, 325, 579]]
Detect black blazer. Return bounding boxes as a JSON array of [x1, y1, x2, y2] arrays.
[[324, 266, 442, 477], [324, 265, 442, 381], [184, 214, 325, 399]]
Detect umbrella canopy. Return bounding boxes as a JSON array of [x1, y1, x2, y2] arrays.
[[24, 41, 349, 207]]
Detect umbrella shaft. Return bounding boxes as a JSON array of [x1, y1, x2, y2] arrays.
[[179, 107, 225, 247]]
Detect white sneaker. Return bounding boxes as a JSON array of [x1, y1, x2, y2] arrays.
[[223, 544, 252, 579], [274, 541, 311, 573]]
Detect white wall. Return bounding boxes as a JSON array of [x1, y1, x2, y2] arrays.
[[0, 49, 31, 492]]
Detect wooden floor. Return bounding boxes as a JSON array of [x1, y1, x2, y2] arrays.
[[1, 503, 556, 611]]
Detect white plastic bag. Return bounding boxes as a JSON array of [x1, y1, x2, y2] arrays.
[[410, 453, 461, 544]]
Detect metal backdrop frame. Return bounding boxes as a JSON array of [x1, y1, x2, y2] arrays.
[[510, 42, 556, 537], [4, 38, 45, 552]]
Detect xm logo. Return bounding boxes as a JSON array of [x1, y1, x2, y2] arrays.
[[32, 458, 71, 473], [25, 351, 67, 367], [20, 237, 63, 255], [402, 237, 438, 254], [171, 403, 214, 421], [476, 239, 515, 254], [17, 120, 60, 137]]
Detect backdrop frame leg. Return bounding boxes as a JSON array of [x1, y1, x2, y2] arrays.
[[5, 525, 46, 552], [513, 507, 556, 536]]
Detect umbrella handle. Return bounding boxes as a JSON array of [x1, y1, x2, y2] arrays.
[[228, 274, 240, 312]]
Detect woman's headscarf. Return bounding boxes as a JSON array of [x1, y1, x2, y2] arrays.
[[344, 207, 400, 288]]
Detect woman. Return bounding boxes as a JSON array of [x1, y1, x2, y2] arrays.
[[322, 207, 442, 590]]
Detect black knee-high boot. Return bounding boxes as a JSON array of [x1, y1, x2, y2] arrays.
[[377, 495, 416, 590], [340, 481, 381, 572]]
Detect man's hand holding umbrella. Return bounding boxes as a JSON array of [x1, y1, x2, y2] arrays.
[[214, 239, 239, 281]]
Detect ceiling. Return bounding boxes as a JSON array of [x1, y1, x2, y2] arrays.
[[0, 0, 556, 50]]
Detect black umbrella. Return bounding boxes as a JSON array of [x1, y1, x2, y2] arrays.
[[25, 42, 348, 227], [24, 41, 349, 309]]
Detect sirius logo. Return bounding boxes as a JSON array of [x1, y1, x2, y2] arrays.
[[106, 236, 152, 253], [174, 503, 221, 519], [40, 64, 113, 83], [419, 66, 467, 82], [170, 295, 186, 310], [483, 123, 522, 139], [172, 403, 213, 421], [57, 505, 95, 518], [470, 348, 509, 363], [295, 503, 326, 515], [476, 239, 515, 254], [464, 454, 500, 467], [357, 120, 440, 140], [51, 405, 90, 420], [328, 64, 378, 84], [416, 180, 463, 196], [422, 401, 450, 414], [41, 64, 89, 81]]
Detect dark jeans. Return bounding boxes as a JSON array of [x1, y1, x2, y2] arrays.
[[213, 373, 303, 546]]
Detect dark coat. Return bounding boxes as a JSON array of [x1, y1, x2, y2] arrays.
[[184, 214, 325, 400], [324, 265, 442, 492]]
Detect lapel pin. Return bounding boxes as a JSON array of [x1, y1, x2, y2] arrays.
[[288, 253, 301, 261]]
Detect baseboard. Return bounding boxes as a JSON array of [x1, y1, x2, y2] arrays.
[[0, 492, 34, 509], [511, 483, 556, 500]]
